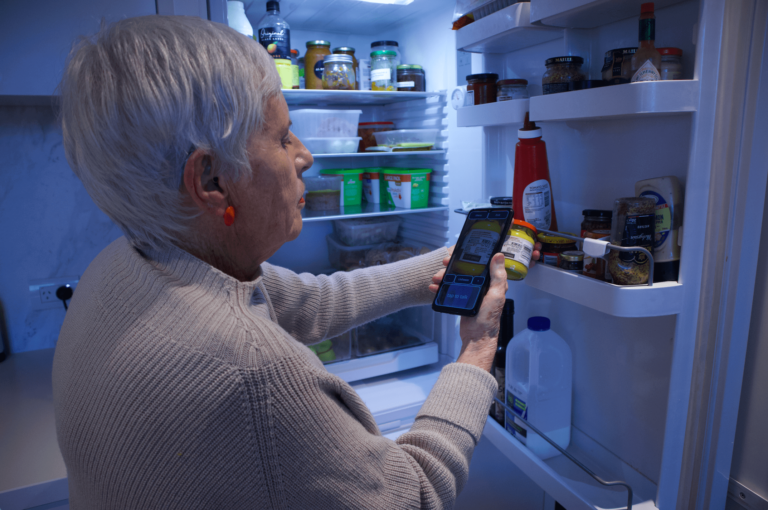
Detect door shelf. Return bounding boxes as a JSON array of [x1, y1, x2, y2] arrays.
[[457, 2, 562, 54], [522, 263, 682, 317], [530, 0, 688, 29], [312, 150, 446, 159], [325, 342, 439, 383], [530, 80, 699, 122], [284, 89, 441, 106], [484, 418, 658, 510], [457, 98, 528, 127], [302, 203, 448, 223]]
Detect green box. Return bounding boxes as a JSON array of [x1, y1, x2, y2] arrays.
[[382, 168, 432, 209]]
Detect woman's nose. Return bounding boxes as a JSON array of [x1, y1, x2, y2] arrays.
[[292, 132, 313, 174]]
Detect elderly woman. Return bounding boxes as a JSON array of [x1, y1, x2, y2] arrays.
[[53, 15, 522, 510]]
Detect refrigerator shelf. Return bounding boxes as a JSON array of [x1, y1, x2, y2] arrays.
[[484, 417, 658, 510], [530, 0, 688, 29], [283, 89, 441, 106], [325, 342, 439, 383], [312, 150, 446, 158], [456, 2, 562, 54], [303, 203, 449, 223], [457, 98, 529, 127]]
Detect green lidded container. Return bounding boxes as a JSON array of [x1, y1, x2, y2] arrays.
[[319, 169, 364, 207], [382, 168, 432, 209]]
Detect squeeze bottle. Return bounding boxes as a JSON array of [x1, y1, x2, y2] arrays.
[[512, 114, 558, 231], [505, 316, 572, 460]]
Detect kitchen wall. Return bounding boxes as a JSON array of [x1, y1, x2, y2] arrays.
[[0, 105, 123, 354]]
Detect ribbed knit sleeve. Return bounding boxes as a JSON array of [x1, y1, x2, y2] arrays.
[[262, 248, 448, 344]]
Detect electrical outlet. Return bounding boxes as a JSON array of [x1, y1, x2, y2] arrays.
[[29, 276, 80, 311]]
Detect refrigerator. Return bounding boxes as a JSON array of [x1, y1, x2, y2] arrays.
[[234, 0, 768, 508]]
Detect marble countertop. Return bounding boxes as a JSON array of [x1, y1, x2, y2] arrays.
[[0, 348, 66, 493]]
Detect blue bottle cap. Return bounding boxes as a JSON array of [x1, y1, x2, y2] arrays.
[[527, 316, 551, 331]]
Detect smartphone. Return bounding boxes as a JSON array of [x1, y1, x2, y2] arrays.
[[432, 208, 513, 317]]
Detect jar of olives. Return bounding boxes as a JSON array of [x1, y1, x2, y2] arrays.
[[323, 55, 356, 90], [542, 56, 585, 95]]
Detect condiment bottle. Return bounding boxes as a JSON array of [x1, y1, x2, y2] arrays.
[[305, 40, 331, 90], [512, 113, 558, 231], [257, 1, 292, 88], [631, 3, 662, 82], [290, 49, 300, 89], [635, 176, 683, 282], [501, 220, 537, 280]]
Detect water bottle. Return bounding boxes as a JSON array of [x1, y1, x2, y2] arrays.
[[505, 316, 572, 459]]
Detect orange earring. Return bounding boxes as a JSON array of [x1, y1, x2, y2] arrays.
[[223, 206, 235, 226]]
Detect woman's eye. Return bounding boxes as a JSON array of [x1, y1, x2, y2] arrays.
[[282, 137, 292, 148]]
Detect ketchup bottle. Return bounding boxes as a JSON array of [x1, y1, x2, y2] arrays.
[[513, 114, 558, 231]]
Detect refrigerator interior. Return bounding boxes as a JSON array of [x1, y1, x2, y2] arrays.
[[254, 0, 721, 508]]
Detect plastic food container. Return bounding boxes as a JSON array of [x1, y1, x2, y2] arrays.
[[355, 307, 428, 357], [362, 168, 385, 203], [319, 169, 363, 206], [290, 109, 362, 138], [358, 122, 394, 152], [373, 129, 438, 150], [382, 168, 432, 209], [308, 330, 353, 364], [333, 217, 401, 247], [302, 137, 362, 154], [326, 234, 423, 271], [303, 176, 342, 211]]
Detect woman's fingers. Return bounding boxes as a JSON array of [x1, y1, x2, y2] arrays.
[[528, 242, 543, 268], [428, 268, 446, 294], [442, 244, 455, 266]]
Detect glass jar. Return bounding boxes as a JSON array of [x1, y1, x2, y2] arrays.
[[333, 47, 359, 90], [609, 197, 655, 285], [322, 55, 355, 90], [537, 232, 577, 267], [560, 251, 584, 274], [371, 40, 401, 68], [290, 49, 299, 89], [581, 209, 612, 280], [601, 48, 637, 85], [542, 56, 585, 95], [502, 220, 538, 280], [396, 65, 425, 92], [466, 73, 498, 105], [658, 47, 683, 80], [298, 56, 305, 89], [370, 50, 398, 91], [497, 79, 529, 101], [305, 40, 331, 90]]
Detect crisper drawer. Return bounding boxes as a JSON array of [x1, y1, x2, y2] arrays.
[[311, 306, 439, 383]]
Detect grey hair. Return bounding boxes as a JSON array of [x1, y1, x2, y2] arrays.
[[60, 15, 282, 249]]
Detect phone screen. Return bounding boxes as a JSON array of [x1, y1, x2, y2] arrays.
[[433, 209, 512, 316]]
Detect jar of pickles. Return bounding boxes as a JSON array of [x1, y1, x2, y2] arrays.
[[501, 219, 538, 280], [371, 50, 398, 91], [333, 47, 359, 89], [322, 55, 356, 90]]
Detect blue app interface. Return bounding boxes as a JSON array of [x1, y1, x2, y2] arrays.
[[435, 210, 509, 310]]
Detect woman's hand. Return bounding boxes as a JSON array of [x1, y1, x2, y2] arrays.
[[429, 242, 542, 294]]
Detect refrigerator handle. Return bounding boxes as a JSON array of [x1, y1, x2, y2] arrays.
[[493, 396, 634, 510]]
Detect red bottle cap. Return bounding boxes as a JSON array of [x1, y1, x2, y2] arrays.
[[641, 2, 654, 14]]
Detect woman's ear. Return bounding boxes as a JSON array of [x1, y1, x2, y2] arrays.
[[182, 149, 228, 217]]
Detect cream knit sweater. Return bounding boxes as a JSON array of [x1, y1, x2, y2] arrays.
[[52, 237, 497, 509]]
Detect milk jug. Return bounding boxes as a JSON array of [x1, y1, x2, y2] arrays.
[[505, 317, 572, 459]]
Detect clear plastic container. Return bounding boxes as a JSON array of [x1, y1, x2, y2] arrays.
[[289, 109, 362, 139], [355, 306, 429, 357], [326, 233, 377, 271], [308, 330, 353, 364], [372, 129, 438, 149], [332, 217, 401, 246], [301, 137, 362, 154], [303, 176, 342, 211]]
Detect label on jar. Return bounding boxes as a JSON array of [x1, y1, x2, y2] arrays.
[[542, 82, 569, 95], [465, 90, 475, 106], [618, 213, 654, 264], [601, 53, 612, 73], [257, 27, 291, 60], [501, 234, 533, 267], [639, 190, 672, 250], [522, 179, 552, 230], [371, 68, 391, 81], [459, 228, 500, 266], [397, 81, 415, 88], [631, 60, 660, 82]]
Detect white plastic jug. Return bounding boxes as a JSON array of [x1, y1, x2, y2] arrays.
[[505, 316, 572, 459]]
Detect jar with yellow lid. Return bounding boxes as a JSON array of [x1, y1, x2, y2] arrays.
[[501, 220, 537, 280], [537, 231, 577, 267], [453, 219, 503, 276]]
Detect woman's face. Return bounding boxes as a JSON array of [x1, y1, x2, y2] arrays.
[[230, 94, 313, 261]]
